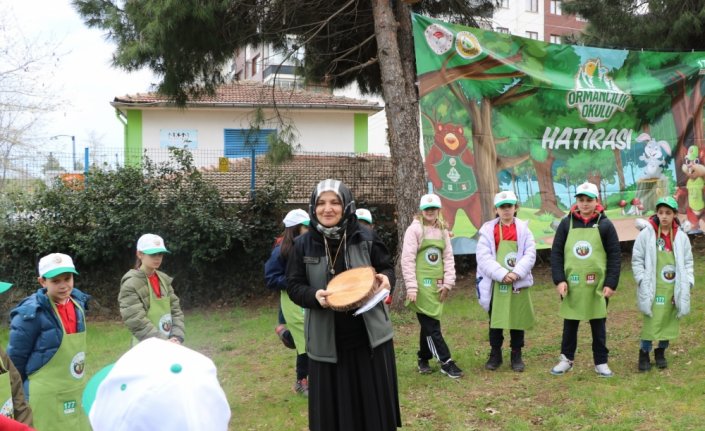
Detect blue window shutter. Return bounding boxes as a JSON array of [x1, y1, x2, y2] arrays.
[[224, 129, 276, 158]]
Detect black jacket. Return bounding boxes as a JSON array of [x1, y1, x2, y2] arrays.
[[286, 223, 395, 309], [550, 208, 621, 289]]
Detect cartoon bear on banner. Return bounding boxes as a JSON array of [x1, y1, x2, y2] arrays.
[[675, 145, 705, 233], [425, 122, 482, 231]]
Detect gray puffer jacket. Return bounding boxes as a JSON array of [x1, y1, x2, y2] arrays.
[[632, 220, 693, 318]]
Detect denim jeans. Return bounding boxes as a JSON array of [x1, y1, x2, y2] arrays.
[[640, 339, 669, 352]]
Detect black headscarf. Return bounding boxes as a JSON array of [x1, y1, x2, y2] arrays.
[[308, 179, 356, 239]]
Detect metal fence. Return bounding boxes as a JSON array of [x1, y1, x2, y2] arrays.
[[0, 147, 396, 204]]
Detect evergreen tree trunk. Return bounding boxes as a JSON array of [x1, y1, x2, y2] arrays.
[[372, 0, 425, 307]]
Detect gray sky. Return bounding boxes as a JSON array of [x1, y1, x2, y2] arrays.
[[6, 0, 155, 155]]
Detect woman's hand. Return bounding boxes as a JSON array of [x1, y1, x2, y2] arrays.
[[315, 289, 333, 308], [375, 273, 391, 291]]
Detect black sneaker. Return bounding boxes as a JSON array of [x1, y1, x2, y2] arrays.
[[417, 358, 432, 374], [441, 360, 463, 379], [485, 347, 503, 371], [654, 347, 668, 369], [638, 349, 651, 372], [510, 349, 525, 372]]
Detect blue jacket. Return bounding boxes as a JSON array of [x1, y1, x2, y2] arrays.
[[7, 288, 90, 394], [264, 245, 287, 291]]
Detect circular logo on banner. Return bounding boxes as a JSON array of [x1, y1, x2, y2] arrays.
[[503, 252, 517, 269], [573, 241, 593, 259], [455, 31, 481, 59], [661, 265, 676, 283], [0, 397, 13, 418], [424, 247, 442, 265], [424, 23, 454, 55], [159, 314, 173, 335], [70, 352, 85, 379]]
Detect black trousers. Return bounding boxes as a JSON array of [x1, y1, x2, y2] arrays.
[[560, 318, 608, 365], [296, 352, 309, 380], [487, 306, 525, 349], [417, 313, 451, 363]]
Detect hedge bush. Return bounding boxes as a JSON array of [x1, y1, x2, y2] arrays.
[[0, 149, 289, 314]]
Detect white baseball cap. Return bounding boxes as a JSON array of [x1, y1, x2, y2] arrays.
[[419, 194, 442, 210], [283, 209, 310, 227], [355, 208, 373, 224], [38, 253, 79, 279], [494, 191, 518, 207], [137, 234, 169, 255], [575, 182, 599, 199], [86, 338, 231, 431]]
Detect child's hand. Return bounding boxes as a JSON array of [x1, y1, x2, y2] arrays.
[[438, 286, 449, 302], [603, 286, 615, 298], [502, 272, 518, 284], [556, 282, 568, 298], [168, 337, 181, 344], [407, 292, 417, 302]]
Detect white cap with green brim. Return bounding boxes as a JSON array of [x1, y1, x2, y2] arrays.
[[355, 208, 373, 224], [494, 191, 518, 207], [0, 281, 13, 293], [575, 182, 599, 199], [137, 234, 170, 255], [419, 194, 442, 210], [38, 253, 79, 279]]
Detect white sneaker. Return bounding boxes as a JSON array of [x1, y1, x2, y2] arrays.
[[594, 363, 613, 377], [550, 354, 573, 375]]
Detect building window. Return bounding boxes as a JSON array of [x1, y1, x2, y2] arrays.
[[550, 34, 561, 44], [499, 0, 509, 8], [251, 55, 260, 76], [496, 27, 510, 34], [526, 0, 538, 12], [526, 31, 539, 40], [224, 128, 275, 158], [550, 0, 562, 15]]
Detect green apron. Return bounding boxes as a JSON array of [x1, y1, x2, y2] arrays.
[[406, 234, 445, 319], [280, 291, 306, 355], [0, 356, 14, 419], [641, 228, 679, 340], [132, 273, 172, 345], [490, 225, 535, 330], [28, 299, 91, 431], [560, 215, 608, 320]]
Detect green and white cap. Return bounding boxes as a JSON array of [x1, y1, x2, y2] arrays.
[[38, 253, 79, 279], [575, 182, 599, 199], [137, 234, 169, 255], [494, 191, 518, 207], [355, 208, 373, 224], [656, 196, 678, 211], [0, 281, 13, 293], [419, 194, 442, 210]]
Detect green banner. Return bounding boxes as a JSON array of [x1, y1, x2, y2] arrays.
[[413, 14, 705, 253]]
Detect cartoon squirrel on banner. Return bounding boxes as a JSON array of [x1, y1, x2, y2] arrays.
[[675, 145, 705, 233]]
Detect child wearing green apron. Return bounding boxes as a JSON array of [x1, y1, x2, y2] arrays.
[[119, 234, 185, 345], [549, 182, 621, 377], [632, 196, 693, 371], [401, 193, 463, 379], [476, 191, 537, 372], [0, 281, 33, 427], [7, 253, 91, 430], [264, 209, 310, 395]]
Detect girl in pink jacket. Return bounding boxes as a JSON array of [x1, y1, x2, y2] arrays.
[[476, 191, 536, 372], [401, 193, 463, 379]]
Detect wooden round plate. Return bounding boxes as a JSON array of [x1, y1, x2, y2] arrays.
[[326, 266, 379, 311]]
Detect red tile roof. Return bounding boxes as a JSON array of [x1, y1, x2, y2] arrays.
[[112, 81, 382, 112]]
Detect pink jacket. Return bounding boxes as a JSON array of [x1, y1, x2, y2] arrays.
[[401, 218, 455, 295], [476, 217, 536, 311]]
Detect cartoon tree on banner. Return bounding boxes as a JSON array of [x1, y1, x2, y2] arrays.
[[417, 22, 537, 225]]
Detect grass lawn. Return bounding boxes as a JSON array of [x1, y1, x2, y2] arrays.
[[3, 239, 705, 430]]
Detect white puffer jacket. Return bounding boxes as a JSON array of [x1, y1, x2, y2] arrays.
[[632, 222, 693, 318]]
